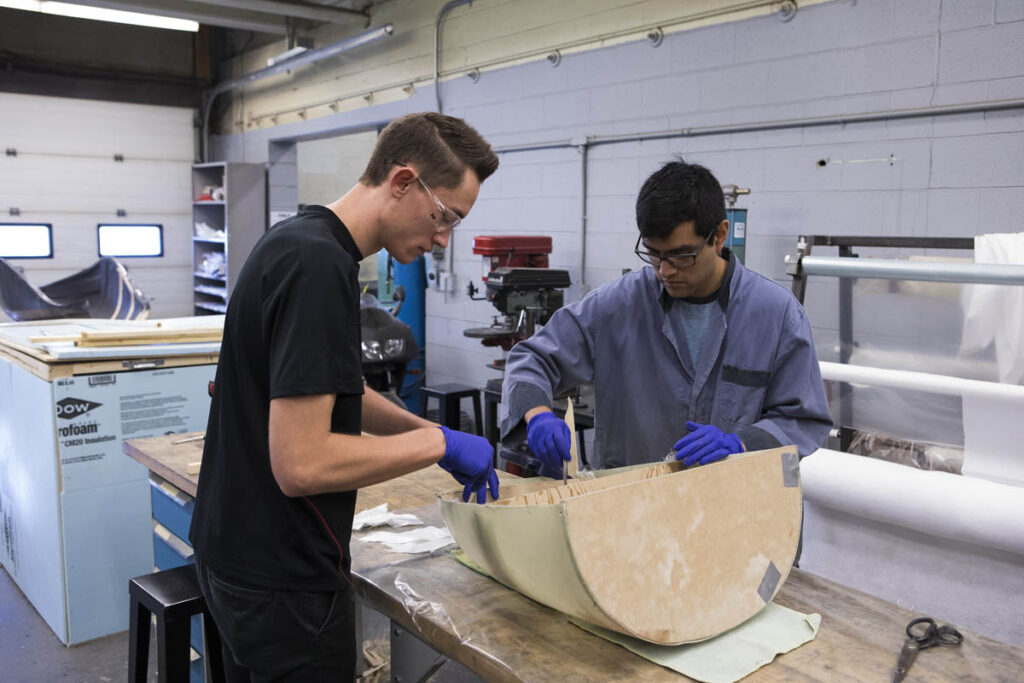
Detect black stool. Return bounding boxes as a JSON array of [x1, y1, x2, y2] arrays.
[[129, 564, 225, 683], [421, 383, 482, 435]]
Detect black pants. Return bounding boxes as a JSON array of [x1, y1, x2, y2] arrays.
[[195, 557, 356, 682]]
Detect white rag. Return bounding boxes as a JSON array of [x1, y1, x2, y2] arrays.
[[359, 526, 455, 554], [351, 503, 423, 531]]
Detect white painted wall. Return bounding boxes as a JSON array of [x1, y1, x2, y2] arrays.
[[211, 0, 1024, 393], [0, 93, 195, 321], [216, 0, 829, 133], [297, 129, 381, 281]]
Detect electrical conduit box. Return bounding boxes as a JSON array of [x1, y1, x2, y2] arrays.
[[727, 207, 747, 264]]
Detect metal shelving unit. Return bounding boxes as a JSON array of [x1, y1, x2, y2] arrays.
[[190, 161, 266, 315]]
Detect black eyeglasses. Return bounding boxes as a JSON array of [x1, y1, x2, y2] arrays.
[[634, 231, 715, 270]]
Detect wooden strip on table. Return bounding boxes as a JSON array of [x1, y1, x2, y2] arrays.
[[77, 328, 222, 347]]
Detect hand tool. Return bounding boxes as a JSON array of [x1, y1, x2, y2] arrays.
[[891, 617, 963, 682]]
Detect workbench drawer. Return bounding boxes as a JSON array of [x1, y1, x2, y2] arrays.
[[153, 520, 194, 569], [190, 656, 204, 683], [153, 534, 193, 571], [150, 477, 195, 544]]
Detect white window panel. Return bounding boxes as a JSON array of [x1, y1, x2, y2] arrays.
[[0, 223, 53, 258], [97, 224, 164, 257]]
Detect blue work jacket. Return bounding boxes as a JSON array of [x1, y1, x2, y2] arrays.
[[500, 252, 831, 469]]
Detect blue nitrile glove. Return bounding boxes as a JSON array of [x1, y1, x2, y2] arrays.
[[526, 411, 571, 478], [673, 421, 744, 467], [437, 426, 499, 504]]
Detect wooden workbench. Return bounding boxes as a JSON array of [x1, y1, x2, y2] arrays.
[[124, 432, 1024, 681]]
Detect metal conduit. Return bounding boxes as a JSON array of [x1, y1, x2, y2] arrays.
[[492, 97, 1024, 155], [487, 96, 1024, 296], [579, 142, 589, 289], [435, 0, 473, 113], [799, 256, 1024, 286], [201, 24, 394, 161]]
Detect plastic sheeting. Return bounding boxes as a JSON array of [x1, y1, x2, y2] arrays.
[[962, 393, 1024, 487], [961, 232, 1024, 384], [847, 431, 963, 473], [804, 261, 1006, 450]]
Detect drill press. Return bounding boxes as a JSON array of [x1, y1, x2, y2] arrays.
[[464, 235, 571, 353]]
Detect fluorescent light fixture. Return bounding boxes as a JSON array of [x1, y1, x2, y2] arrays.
[[267, 46, 309, 68], [0, 223, 54, 258], [97, 224, 164, 257], [0, 1, 199, 32]]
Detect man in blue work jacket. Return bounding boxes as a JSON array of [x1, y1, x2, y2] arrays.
[[500, 159, 831, 475]]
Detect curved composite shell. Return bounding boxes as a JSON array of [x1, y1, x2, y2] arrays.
[[439, 446, 802, 645]]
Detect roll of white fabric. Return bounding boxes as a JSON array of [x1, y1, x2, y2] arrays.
[[818, 361, 1024, 402], [800, 449, 1024, 556]]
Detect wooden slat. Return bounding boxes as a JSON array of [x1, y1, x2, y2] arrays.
[[76, 328, 222, 347]]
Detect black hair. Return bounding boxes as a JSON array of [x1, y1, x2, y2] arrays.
[[635, 158, 726, 239]]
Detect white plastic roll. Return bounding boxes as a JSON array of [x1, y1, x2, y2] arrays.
[[800, 449, 1024, 557], [818, 361, 1024, 402]]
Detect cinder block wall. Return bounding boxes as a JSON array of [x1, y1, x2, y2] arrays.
[[213, 0, 1024, 391]]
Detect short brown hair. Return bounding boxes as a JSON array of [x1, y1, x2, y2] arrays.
[[360, 112, 498, 189]]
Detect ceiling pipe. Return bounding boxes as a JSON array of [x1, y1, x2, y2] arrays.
[[201, 23, 394, 161], [491, 97, 1024, 154], [434, 0, 473, 113]]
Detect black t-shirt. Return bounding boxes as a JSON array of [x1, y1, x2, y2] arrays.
[[189, 205, 364, 591]]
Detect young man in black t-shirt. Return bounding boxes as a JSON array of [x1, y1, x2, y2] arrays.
[[189, 113, 500, 681]]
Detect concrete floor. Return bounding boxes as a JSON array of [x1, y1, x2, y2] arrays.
[[1, 565, 158, 682], [2, 565, 478, 682]]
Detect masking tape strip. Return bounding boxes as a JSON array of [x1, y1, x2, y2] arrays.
[[757, 561, 781, 603], [781, 451, 800, 488]]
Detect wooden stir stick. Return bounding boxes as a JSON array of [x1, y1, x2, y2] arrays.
[[564, 397, 580, 483]]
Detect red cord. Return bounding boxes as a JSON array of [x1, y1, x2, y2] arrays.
[[302, 496, 354, 587]]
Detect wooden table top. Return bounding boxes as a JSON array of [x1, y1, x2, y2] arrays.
[[124, 432, 1024, 681]]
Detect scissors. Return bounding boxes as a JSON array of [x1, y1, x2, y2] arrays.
[[891, 617, 964, 682]]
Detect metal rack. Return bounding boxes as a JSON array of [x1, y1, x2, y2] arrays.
[[785, 235, 1024, 450], [190, 162, 266, 315]]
